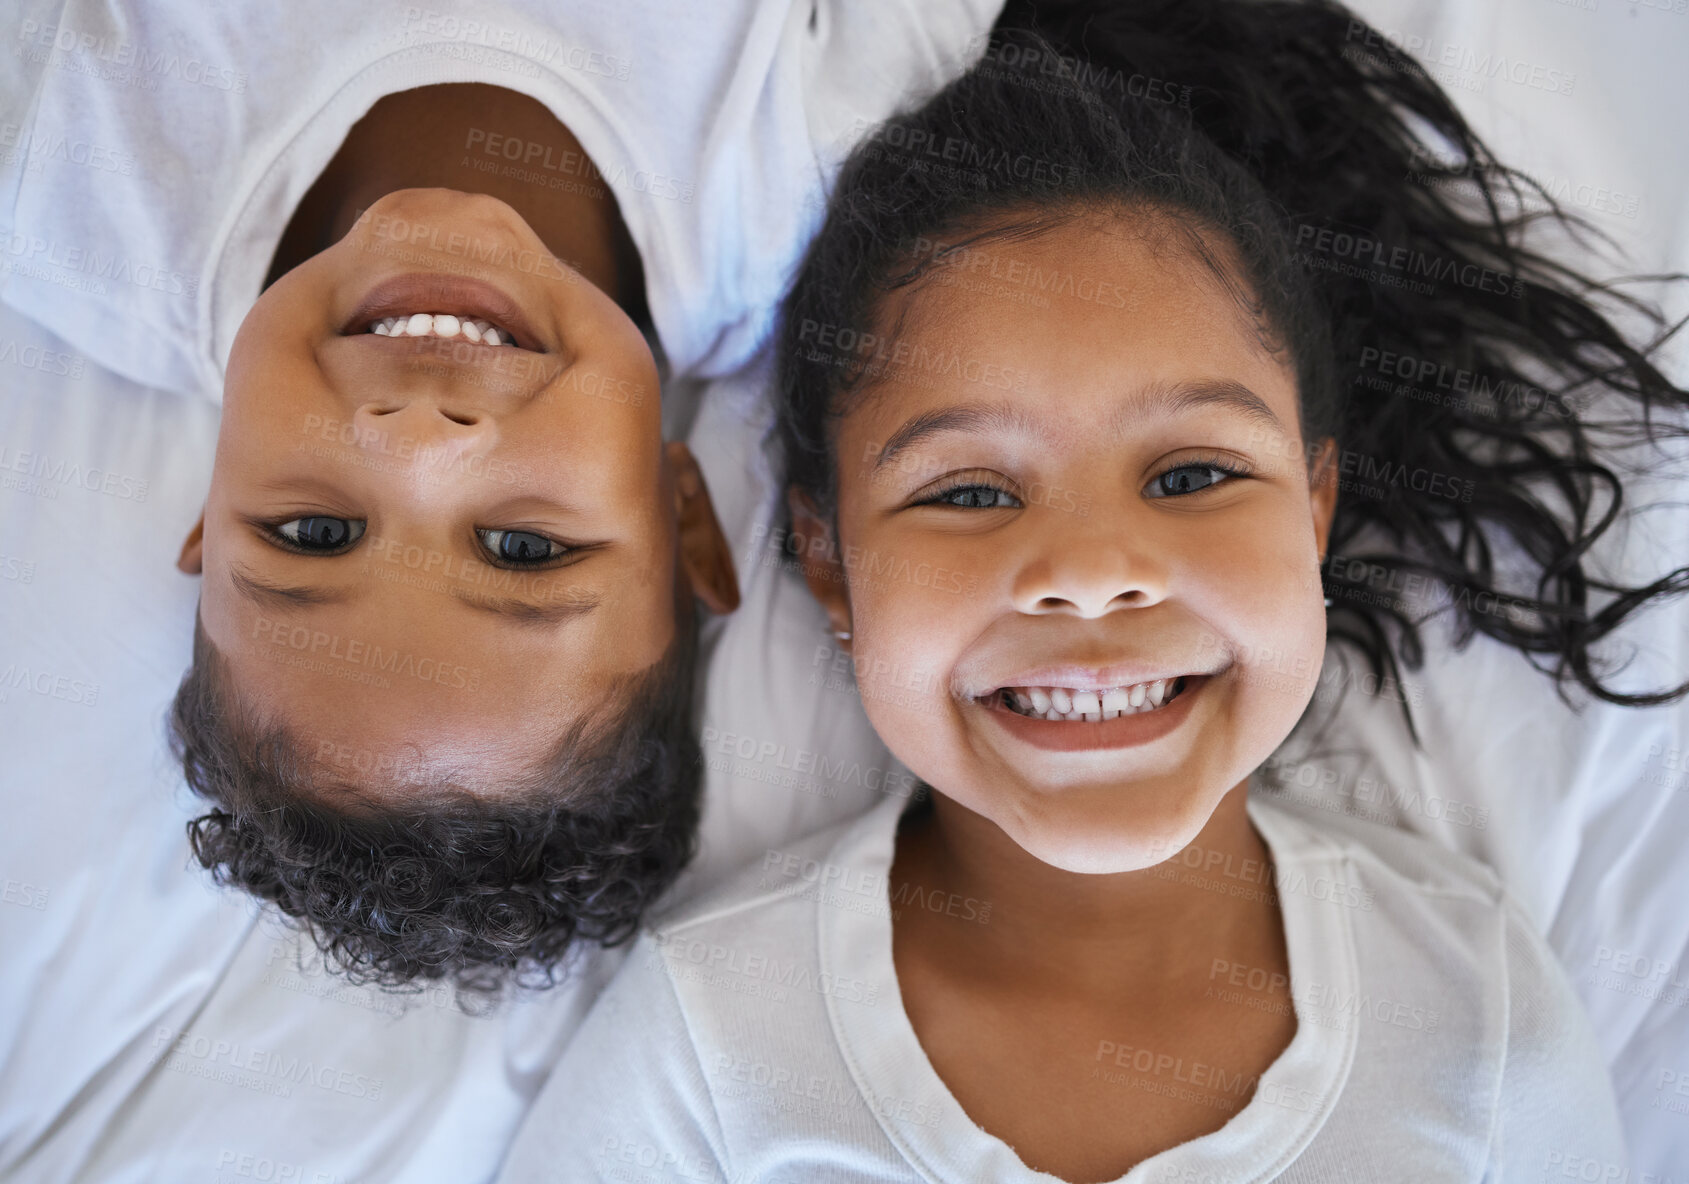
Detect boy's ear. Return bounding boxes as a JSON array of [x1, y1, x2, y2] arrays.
[[786, 488, 851, 643], [177, 512, 206, 575], [1307, 436, 1339, 562], [666, 442, 740, 616]]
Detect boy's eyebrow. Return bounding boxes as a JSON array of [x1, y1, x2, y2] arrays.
[[230, 563, 601, 628], [230, 564, 351, 609], [454, 592, 602, 627], [872, 379, 1286, 474]]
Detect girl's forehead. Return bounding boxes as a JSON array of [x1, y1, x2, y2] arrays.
[[855, 222, 1291, 404], [885, 211, 1277, 354]]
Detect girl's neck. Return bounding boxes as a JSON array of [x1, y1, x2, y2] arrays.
[[892, 777, 1282, 995], [265, 83, 642, 308]]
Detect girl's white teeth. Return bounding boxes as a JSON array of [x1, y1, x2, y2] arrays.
[[368, 313, 512, 345], [999, 678, 1186, 722]]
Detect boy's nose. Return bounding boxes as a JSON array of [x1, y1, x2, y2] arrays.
[[350, 396, 496, 455]]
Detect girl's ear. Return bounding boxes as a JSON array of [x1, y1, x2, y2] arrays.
[[786, 489, 852, 642], [177, 512, 205, 575], [1307, 436, 1339, 560]]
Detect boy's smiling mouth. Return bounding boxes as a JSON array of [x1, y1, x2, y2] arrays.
[[364, 313, 519, 346], [343, 272, 548, 352]]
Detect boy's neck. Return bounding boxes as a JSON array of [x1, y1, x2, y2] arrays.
[[893, 778, 1283, 994], [265, 83, 643, 311]]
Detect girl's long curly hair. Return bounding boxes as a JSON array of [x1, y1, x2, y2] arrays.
[[776, 0, 1689, 745]]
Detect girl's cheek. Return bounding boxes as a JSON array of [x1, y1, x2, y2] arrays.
[[855, 590, 944, 695], [849, 591, 968, 760]]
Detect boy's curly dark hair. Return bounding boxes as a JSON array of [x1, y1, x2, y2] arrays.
[[777, 0, 1689, 746], [168, 597, 701, 999]]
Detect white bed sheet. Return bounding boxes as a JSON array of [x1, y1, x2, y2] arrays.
[[1, 0, 1686, 1178], [1279, 1, 1689, 1166]]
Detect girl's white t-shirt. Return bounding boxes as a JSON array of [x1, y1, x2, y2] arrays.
[[0, 0, 995, 400], [495, 780, 1628, 1182]]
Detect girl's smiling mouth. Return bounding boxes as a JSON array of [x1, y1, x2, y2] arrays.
[[974, 673, 1212, 752], [999, 676, 1186, 720]]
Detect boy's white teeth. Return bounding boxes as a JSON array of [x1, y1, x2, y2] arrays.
[[997, 677, 1185, 721], [367, 313, 512, 345]]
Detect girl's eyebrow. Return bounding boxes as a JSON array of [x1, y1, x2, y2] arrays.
[[1114, 379, 1286, 438], [871, 404, 1042, 473], [871, 379, 1287, 474]]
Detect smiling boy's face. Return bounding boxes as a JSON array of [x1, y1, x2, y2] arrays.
[[179, 188, 736, 796], [794, 211, 1338, 873]]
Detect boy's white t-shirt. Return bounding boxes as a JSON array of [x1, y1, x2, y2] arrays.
[[0, 0, 996, 400], [496, 780, 1628, 1182]]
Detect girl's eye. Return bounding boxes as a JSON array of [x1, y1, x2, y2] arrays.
[[477, 528, 568, 565], [1149, 462, 1249, 499], [274, 517, 365, 550], [919, 483, 1023, 510]]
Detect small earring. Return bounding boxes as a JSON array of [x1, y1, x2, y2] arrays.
[[833, 629, 852, 642], [1323, 595, 1334, 607]]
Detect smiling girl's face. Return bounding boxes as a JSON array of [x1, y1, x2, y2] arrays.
[[794, 210, 1338, 873]]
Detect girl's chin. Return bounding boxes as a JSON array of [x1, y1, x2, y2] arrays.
[[983, 787, 1220, 875]]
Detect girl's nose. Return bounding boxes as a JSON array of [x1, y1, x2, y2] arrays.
[[1009, 525, 1169, 618]]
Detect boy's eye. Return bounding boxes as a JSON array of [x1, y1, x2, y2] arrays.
[[478, 528, 567, 564], [921, 484, 1023, 510], [275, 517, 365, 549], [1149, 463, 1244, 498]]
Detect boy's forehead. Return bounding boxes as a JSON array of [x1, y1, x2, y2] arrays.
[[222, 644, 606, 795], [202, 576, 674, 793]]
